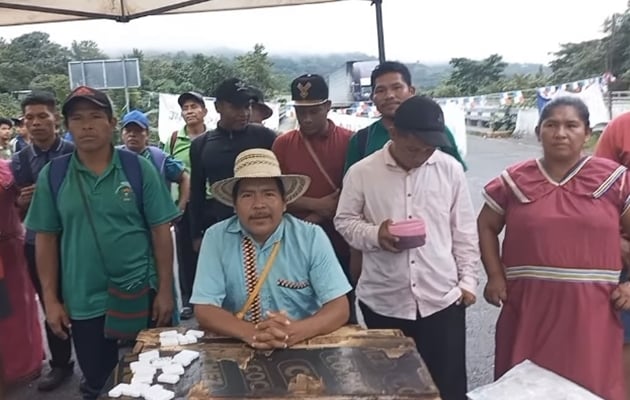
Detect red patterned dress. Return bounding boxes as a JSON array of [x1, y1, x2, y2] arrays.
[[0, 160, 42, 385], [482, 156, 627, 400]]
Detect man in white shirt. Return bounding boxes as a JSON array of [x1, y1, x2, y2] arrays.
[[334, 95, 479, 400]]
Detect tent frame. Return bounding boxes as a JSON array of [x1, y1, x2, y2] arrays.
[[0, 0, 386, 62]]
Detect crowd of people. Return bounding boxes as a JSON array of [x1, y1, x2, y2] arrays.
[[0, 60, 630, 400]]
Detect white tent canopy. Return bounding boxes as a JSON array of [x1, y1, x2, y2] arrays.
[[0, 0, 348, 26]]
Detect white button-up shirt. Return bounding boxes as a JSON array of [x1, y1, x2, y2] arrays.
[[334, 142, 480, 319]]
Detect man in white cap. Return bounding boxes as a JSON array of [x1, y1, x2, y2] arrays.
[[191, 148, 351, 349]]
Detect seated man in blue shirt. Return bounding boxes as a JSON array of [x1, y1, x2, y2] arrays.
[[191, 148, 351, 350]]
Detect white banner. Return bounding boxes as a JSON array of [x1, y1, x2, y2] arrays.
[[157, 93, 280, 144], [327, 106, 468, 159]]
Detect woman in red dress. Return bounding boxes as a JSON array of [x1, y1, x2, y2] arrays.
[[0, 159, 42, 387], [478, 97, 630, 400]]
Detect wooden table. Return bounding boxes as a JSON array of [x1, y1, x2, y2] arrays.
[[101, 325, 441, 399]]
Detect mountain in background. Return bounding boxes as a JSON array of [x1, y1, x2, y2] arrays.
[[141, 49, 549, 90]]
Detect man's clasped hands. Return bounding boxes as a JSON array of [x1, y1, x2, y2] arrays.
[[245, 310, 306, 350]]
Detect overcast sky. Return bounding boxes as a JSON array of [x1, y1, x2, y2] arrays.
[[0, 0, 627, 64]]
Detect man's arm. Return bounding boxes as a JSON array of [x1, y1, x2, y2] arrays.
[[283, 297, 349, 346], [190, 227, 258, 342], [35, 232, 61, 309], [594, 119, 622, 162], [334, 168, 380, 252], [24, 165, 69, 338], [450, 167, 480, 294], [195, 304, 257, 344]]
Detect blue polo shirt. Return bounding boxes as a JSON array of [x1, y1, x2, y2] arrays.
[[191, 214, 351, 321]]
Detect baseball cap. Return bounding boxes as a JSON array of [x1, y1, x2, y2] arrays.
[[121, 110, 149, 130], [394, 95, 451, 148], [62, 86, 113, 117], [11, 117, 23, 126], [214, 78, 255, 106], [177, 91, 205, 108], [291, 74, 329, 106]]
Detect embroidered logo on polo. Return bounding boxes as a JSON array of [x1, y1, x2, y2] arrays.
[[277, 279, 310, 289], [115, 181, 134, 202]]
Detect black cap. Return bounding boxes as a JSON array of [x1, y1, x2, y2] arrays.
[[250, 87, 273, 120], [177, 91, 205, 108], [291, 74, 328, 106], [214, 78, 255, 106], [11, 117, 23, 126], [394, 96, 450, 148], [62, 86, 113, 117]]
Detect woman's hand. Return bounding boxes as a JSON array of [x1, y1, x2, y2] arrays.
[[612, 282, 630, 310], [484, 275, 507, 307]]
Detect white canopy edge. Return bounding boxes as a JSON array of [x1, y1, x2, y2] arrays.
[[0, 0, 349, 26]]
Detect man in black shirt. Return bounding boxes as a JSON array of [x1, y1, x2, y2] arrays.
[[189, 78, 276, 249]]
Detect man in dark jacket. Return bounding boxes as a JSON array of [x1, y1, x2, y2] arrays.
[[189, 78, 277, 250]]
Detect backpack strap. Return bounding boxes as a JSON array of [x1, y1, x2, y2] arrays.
[[146, 146, 167, 176], [48, 153, 73, 207], [169, 130, 179, 155], [116, 148, 144, 213]]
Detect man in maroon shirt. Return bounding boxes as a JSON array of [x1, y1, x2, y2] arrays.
[[272, 74, 354, 319]]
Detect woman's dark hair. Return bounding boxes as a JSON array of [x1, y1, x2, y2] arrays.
[[538, 96, 590, 128], [231, 178, 286, 203], [370, 61, 412, 91], [21, 91, 57, 114]]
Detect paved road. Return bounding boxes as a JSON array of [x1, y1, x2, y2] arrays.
[[7, 134, 541, 399], [464, 134, 539, 389]]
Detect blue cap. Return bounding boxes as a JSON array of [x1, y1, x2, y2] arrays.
[[121, 110, 149, 130]]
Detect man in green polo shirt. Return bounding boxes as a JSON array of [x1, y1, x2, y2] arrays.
[[344, 61, 466, 173], [25, 86, 180, 400], [168, 91, 208, 321]]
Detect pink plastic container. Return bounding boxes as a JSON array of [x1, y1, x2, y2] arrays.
[[390, 218, 426, 249]]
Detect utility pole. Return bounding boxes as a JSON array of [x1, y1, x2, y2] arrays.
[[372, 0, 386, 63], [607, 13, 617, 120]]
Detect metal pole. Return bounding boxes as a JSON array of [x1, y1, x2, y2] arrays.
[[122, 58, 130, 113], [607, 14, 616, 120], [373, 0, 386, 63]]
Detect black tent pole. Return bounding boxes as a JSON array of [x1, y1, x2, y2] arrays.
[[372, 0, 386, 63]]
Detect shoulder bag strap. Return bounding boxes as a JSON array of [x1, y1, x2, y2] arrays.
[[235, 241, 281, 320], [301, 133, 338, 192]]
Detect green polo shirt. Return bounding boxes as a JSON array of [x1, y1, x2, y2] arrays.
[[24, 151, 181, 320], [169, 126, 197, 202], [343, 119, 467, 173]]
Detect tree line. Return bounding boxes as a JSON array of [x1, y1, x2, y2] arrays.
[[1, 2, 629, 118]]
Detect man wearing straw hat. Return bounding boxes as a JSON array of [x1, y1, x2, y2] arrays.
[[191, 148, 351, 349]]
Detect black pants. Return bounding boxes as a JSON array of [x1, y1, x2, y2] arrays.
[[24, 243, 73, 369], [359, 301, 467, 400], [71, 316, 119, 400], [175, 206, 198, 307], [335, 250, 357, 324], [75, 291, 161, 399]]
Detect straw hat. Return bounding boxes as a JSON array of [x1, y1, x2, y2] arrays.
[[211, 148, 311, 207]]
